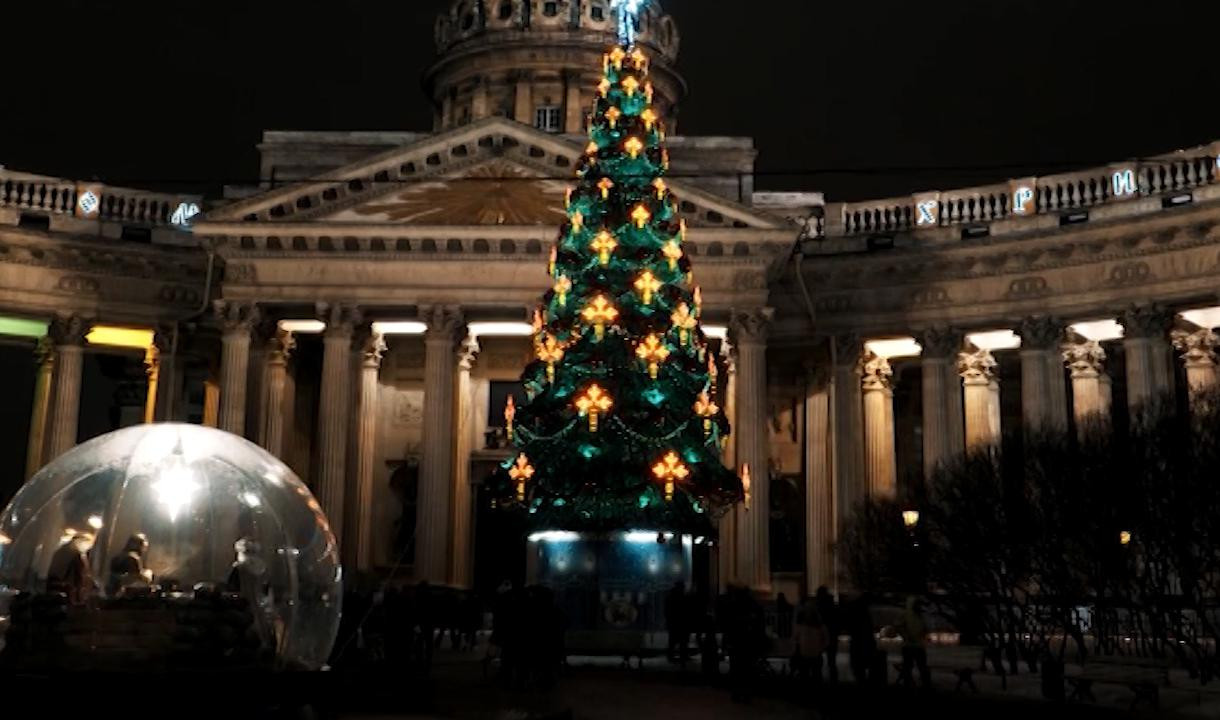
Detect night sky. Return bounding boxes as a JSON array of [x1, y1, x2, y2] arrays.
[[1, 0, 1218, 201]]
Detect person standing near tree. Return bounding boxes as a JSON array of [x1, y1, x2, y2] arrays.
[[895, 595, 931, 689]]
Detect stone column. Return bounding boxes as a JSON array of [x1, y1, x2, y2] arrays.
[[1063, 339, 1112, 432], [45, 315, 90, 461], [1119, 305, 1175, 414], [348, 328, 386, 573], [315, 303, 361, 547], [717, 341, 738, 591], [258, 328, 296, 458], [563, 69, 585, 133], [416, 305, 464, 584], [861, 352, 897, 499], [214, 300, 260, 437], [512, 70, 535, 124], [451, 336, 480, 588], [1018, 317, 1068, 432], [471, 76, 490, 121], [832, 335, 866, 523], [25, 337, 55, 479], [804, 366, 834, 593], [142, 344, 161, 424], [150, 328, 181, 422], [919, 327, 965, 478], [1173, 327, 1219, 402], [730, 308, 773, 593], [958, 348, 1001, 451]]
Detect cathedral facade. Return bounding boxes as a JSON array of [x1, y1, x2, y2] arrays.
[[2, 0, 1219, 599]]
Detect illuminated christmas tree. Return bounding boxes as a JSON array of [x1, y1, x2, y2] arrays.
[[489, 30, 743, 532]]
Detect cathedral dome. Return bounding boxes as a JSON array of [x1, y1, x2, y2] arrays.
[[426, 0, 685, 133]]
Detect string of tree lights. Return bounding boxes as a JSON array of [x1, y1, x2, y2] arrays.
[[485, 44, 744, 532]]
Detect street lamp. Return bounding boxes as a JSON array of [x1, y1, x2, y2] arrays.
[[902, 509, 921, 530], [1119, 530, 1132, 546]]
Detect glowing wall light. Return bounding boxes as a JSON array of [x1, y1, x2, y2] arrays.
[[966, 330, 1022, 352], [372, 321, 428, 336], [702, 325, 729, 341], [0, 316, 50, 339], [1070, 319, 1124, 343], [1179, 307, 1220, 330], [468, 322, 534, 338], [865, 337, 922, 359], [86, 326, 154, 350], [527, 530, 581, 543], [278, 319, 326, 334]]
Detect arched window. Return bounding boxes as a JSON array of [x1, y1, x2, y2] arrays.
[[543, 1, 559, 17], [498, 0, 514, 20], [590, 0, 606, 21]]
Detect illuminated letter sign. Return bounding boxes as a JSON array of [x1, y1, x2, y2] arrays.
[[1013, 186, 1035, 215], [916, 200, 939, 226], [1111, 169, 1137, 197], [75, 184, 102, 219], [171, 202, 201, 227]]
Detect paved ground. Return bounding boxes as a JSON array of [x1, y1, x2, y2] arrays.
[[335, 644, 1191, 720]]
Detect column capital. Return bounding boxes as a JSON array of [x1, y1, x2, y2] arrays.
[[918, 326, 964, 360], [421, 304, 465, 344], [958, 348, 998, 386], [1172, 327, 1219, 369], [1017, 315, 1064, 350], [359, 329, 388, 369], [266, 327, 297, 366], [457, 335, 481, 371], [861, 352, 894, 392], [1063, 339, 1107, 378], [34, 335, 56, 365], [49, 314, 90, 347], [213, 300, 260, 336], [729, 307, 774, 346], [316, 302, 362, 339], [1119, 304, 1174, 340]]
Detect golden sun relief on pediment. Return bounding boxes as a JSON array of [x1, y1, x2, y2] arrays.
[[328, 160, 570, 225]]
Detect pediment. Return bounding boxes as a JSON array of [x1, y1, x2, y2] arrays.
[[203, 117, 787, 231], [324, 159, 570, 226]]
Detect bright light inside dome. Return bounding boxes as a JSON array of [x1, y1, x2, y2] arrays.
[[87, 515, 104, 530], [241, 492, 262, 508], [152, 456, 199, 522], [624, 530, 660, 543], [0, 533, 10, 545]]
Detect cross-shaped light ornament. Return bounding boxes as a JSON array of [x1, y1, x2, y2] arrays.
[[635, 334, 671, 379], [598, 78, 611, 97], [597, 177, 615, 199], [631, 204, 651, 228], [671, 302, 697, 344], [504, 394, 516, 441], [548, 245, 558, 276], [634, 270, 662, 305], [535, 335, 565, 384], [586, 141, 600, 156], [642, 108, 659, 132], [662, 240, 683, 270], [532, 307, 545, 334], [553, 275, 572, 307], [694, 391, 719, 436], [509, 454, 535, 502], [607, 46, 628, 71], [581, 295, 619, 341], [605, 107, 623, 129], [630, 47, 649, 70], [625, 137, 644, 159], [651, 451, 689, 503], [652, 178, 667, 199], [575, 384, 613, 432], [621, 75, 641, 97], [591, 230, 618, 265], [570, 210, 584, 231]]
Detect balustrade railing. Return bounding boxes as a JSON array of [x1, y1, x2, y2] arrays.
[[0, 167, 196, 228], [823, 140, 1220, 238]]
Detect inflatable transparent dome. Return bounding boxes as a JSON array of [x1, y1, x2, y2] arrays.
[[0, 424, 341, 671]]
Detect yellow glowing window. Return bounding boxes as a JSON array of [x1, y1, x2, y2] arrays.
[[86, 326, 154, 350]]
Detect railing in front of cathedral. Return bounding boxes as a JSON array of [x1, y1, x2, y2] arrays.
[[0, 167, 200, 229], [821, 139, 1220, 239]]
